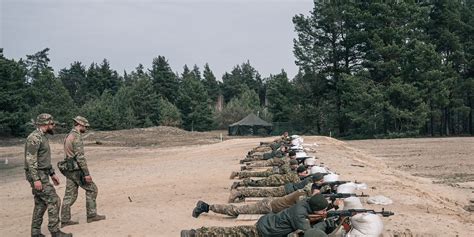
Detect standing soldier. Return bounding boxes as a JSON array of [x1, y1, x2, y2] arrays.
[[59, 116, 105, 227], [24, 113, 72, 237]]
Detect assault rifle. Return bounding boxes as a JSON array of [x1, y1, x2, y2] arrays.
[[322, 193, 368, 201], [296, 156, 314, 165], [327, 208, 394, 218], [320, 181, 352, 187]]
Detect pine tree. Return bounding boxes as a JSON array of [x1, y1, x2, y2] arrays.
[[0, 49, 30, 135], [149, 56, 179, 102], [58, 61, 87, 106], [202, 63, 220, 103], [176, 67, 214, 131]]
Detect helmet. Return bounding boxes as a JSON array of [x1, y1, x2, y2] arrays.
[[73, 116, 90, 127], [35, 113, 55, 125]]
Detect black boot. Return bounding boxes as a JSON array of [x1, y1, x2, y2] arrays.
[[51, 230, 72, 237], [192, 200, 210, 218], [181, 229, 197, 237]]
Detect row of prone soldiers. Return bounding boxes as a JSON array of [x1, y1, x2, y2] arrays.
[[181, 133, 395, 237]]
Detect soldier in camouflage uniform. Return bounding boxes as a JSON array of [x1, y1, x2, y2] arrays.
[[192, 188, 311, 218], [59, 116, 105, 227], [227, 173, 326, 203], [228, 186, 287, 202], [240, 145, 287, 163], [24, 113, 72, 237], [231, 159, 298, 179], [242, 150, 297, 170], [181, 194, 329, 237], [231, 165, 308, 189]]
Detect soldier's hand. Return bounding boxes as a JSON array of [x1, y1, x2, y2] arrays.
[[84, 175, 93, 183], [51, 174, 60, 186], [308, 213, 326, 223], [34, 180, 43, 191]]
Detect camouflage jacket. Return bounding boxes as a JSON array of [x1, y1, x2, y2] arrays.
[[256, 198, 313, 236], [64, 128, 90, 176], [24, 128, 54, 181]]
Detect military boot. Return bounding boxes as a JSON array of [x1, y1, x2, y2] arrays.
[[192, 200, 210, 218], [51, 230, 72, 237], [228, 189, 242, 203], [180, 229, 197, 237], [229, 171, 239, 179], [230, 181, 240, 190], [87, 214, 106, 223], [61, 220, 79, 228]]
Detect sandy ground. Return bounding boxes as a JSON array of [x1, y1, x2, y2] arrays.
[[0, 135, 473, 237]]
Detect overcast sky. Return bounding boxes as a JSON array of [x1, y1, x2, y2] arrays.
[[1, 0, 313, 79]]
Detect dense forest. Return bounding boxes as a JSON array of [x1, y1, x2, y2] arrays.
[[1, 0, 472, 138]]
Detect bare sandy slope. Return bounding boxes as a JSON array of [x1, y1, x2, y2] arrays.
[[0, 136, 472, 237]]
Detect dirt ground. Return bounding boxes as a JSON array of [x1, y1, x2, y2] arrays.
[[0, 131, 473, 236]]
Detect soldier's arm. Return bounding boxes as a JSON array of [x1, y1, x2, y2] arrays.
[[72, 134, 90, 176], [294, 209, 312, 231], [25, 134, 41, 181]]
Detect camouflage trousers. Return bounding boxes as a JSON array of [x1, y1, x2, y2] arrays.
[[238, 169, 274, 179], [26, 170, 61, 235], [194, 225, 261, 237], [246, 158, 285, 168], [237, 186, 287, 198], [241, 174, 300, 187], [249, 146, 271, 154], [61, 170, 98, 221], [210, 198, 272, 217]]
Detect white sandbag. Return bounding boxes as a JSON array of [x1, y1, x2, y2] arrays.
[[290, 145, 304, 151], [355, 183, 368, 190], [366, 195, 393, 205], [304, 157, 317, 166], [311, 166, 330, 174], [336, 182, 368, 194], [346, 213, 384, 237], [291, 135, 304, 146], [295, 151, 308, 158], [323, 173, 339, 182], [343, 197, 364, 210], [336, 183, 357, 194]]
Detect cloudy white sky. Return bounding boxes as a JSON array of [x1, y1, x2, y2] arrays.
[[1, 0, 313, 79]]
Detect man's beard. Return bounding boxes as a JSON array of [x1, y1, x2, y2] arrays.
[[80, 128, 86, 133], [46, 127, 55, 135]]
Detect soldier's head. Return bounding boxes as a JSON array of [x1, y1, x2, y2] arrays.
[[282, 131, 289, 137], [288, 150, 296, 159], [289, 159, 299, 171], [35, 113, 56, 135], [297, 165, 309, 177], [308, 193, 328, 214], [311, 173, 325, 185], [73, 116, 90, 133]]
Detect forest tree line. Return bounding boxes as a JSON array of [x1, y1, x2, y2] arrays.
[[1, 0, 472, 138]]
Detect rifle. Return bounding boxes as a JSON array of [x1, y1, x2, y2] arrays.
[[296, 156, 313, 164], [322, 193, 368, 201], [327, 208, 394, 218], [320, 181, 351, 187]]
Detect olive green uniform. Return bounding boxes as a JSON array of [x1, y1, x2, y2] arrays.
[[24, 129, 61, 236], [212, 189, 308, 217], [240, 172, 300, 187], [59, 128, 98, 222]]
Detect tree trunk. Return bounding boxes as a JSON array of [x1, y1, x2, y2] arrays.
[[470, 98, 473, 135], [444, 108, 450, 136], [430, 104, 434, 136]]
